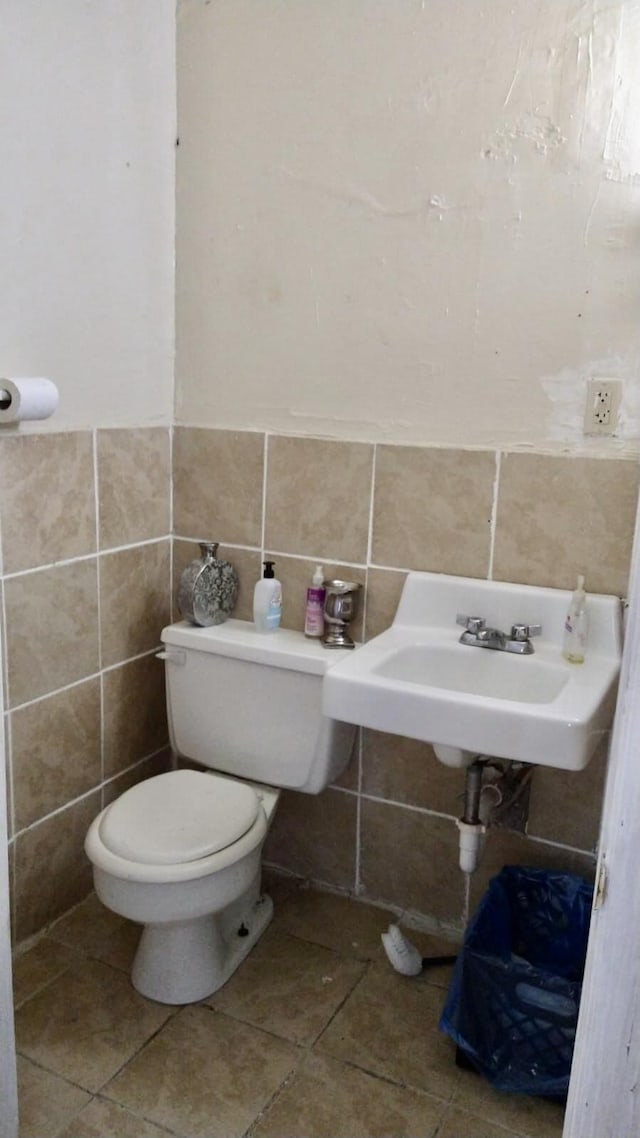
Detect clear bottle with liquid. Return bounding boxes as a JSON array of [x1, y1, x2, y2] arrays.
[[562, 575, 588, 663]]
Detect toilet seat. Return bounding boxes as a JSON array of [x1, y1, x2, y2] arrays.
[[99, 769, 260, 865]]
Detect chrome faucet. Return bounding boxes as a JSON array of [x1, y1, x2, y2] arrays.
[[456, 615, 542, 655]]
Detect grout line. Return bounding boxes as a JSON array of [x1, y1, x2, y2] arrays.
[[487, 449, 501, 581], [260, 434, 269, 562], [92, 428, 107, 794], [2, 535, 172, 581], [8, 646, 164, 715], [11, 747, 169, 841], [354, 730, 363, 895], [357, 791, 460, 822], [362, 443, 378, 639]]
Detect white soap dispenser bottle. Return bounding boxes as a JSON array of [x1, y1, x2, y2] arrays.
[[253, 561, 282, 632], [562, 575, 588, 663]]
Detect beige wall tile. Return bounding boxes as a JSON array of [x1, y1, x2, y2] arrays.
[[8, 838, 15, 943], [526, 741, 608, 851], [372, 446, 495, 576], [364, 567, 407, 639], [362, 729, 462, 815], [103, 750, 172, 807], [14, 791, 99, 942], [360, 798, 465, 925], [264, 787, 357, 891], [265, 436, 373, 563], [4, 716, 13, 839], [102, 654, 168, 779], [0, 432, 96, 573], [469, 829, 596, 918], [494, 453, 639, 594], [173, 427, 264, 544], [100, 540, 171, 668], [173, 539, 260, 623], [12, 679, 101, 831], [332, 731, 359, 791], [98, 428, 170, 550], [5, 560, 99, 707]]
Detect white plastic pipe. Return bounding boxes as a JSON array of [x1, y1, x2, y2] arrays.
[[456, 818, 486, 874]]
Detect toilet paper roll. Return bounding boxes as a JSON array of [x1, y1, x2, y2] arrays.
[[0, 378, 59, 424]]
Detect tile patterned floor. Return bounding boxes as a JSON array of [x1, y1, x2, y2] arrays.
[[12, 877, 566, 1138]]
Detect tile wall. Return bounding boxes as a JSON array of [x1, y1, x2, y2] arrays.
[[4, 425, 638, 946], [2, 429, 173, 943], [174, 427, 639, 932]]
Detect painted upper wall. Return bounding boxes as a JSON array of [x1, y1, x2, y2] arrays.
[[2, 0, 175, 431], [176, 0, 640, 453]]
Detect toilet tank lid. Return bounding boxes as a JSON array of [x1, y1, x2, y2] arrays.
[[161, 619, 352, 676], [98, 770, 260, 865]]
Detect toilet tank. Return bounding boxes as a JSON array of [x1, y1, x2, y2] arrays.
[[160, 620, 356, 794]]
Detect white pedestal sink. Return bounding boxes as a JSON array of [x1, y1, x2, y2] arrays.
[[322, 572, 622, 770]]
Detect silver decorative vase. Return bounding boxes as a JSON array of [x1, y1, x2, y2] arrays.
[[177, 542, 238, 627]]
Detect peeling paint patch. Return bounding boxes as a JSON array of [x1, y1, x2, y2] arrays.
[[484, 113, 567, 162]]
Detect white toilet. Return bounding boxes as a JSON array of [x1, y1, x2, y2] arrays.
[[85, 619, 355, 1005]]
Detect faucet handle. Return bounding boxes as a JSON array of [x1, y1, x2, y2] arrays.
[[510, 623, 542, 641], [456, 614, 485, 634]]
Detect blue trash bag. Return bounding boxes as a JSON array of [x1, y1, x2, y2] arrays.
[[439, 865, 593, 1098]]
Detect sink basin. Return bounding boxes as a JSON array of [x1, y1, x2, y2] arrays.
[[322, 572, 622, 770]]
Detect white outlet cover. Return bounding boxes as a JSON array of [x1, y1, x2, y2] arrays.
[[584, 377, 623, 436]]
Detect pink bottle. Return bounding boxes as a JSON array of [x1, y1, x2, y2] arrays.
[[304, 565, 326, 638]]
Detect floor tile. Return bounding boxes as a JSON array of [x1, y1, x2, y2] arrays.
[[17, 1055, 91, 1138], [206, 926, 365, 1045], [104, 1005, 299, 1138], [13, 938, 81, 1009], [437, 1103, 527, 1137], [273, 886, 395, 960], [58, 1095, 181, 1138], [15, 958, 174, 1093], [316, 962, 458, 1100], [47, 892, 130, 955], [13, 886, 565, 1138], [250, 1051, 446, 1138], [452, 1068, 565, 1138], [46, 890, 141, 972]]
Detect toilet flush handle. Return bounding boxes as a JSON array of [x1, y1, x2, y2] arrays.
[[155, 648, 187, 666]]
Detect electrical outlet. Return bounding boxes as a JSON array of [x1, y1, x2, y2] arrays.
[[584, 378, 622, 436]]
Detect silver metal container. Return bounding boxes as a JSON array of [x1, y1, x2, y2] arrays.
[[322, 580, 362, 648], [177, 541, 238, 627]]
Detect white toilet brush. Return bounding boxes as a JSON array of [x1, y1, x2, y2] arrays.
[[381, 923, 459, 977], [381, 924, 424, 976]]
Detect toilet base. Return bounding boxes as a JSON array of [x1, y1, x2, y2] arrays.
[[131, 891, 274, 1004]]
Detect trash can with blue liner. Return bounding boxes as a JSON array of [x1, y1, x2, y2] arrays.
[[439, 865, 593, 1098]]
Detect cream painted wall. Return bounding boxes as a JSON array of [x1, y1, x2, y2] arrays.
[[2, 0, 176, 431], [176, 0, 640, 454]]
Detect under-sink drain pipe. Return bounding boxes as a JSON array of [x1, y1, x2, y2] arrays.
[[457, 758, 487, 874]]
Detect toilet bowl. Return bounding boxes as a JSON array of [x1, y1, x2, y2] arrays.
[[85, 620, 355, 1004], [86, 768, 279, 1003]]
